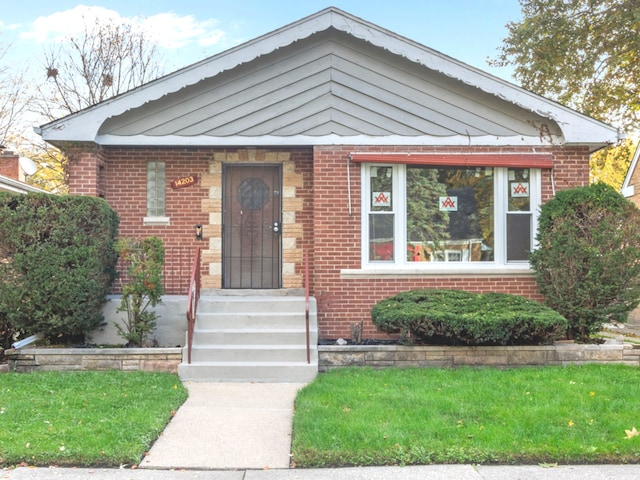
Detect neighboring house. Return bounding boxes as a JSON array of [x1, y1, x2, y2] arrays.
[[0, 150, 47, 194], [622, 142, 640, 208], [622, 143, 640, 323], [36, 7, 620, 341]]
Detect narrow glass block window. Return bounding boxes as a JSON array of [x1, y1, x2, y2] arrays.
[[506, 168, 532, 261], [369, 166, 394, 261], [147, 161, 166, 217]]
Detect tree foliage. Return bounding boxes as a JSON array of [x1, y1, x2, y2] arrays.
[[492, 0, 639, 187], [0, 17, 165, 192], [35, 17, 163, 120], [0, 193, 119, 344], [114, 237, 164, 347], [494, 0, 640, 129], [530, 183, 640, 341], [0, 40, 31, 147]]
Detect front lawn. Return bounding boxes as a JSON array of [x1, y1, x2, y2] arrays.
[[292, 365, 640, 467], [0, 371, 187, 467]]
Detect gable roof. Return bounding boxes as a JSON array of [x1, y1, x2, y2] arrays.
[[36, 7, 621, 150]]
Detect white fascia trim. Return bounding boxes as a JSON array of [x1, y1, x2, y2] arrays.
[[92, 134, 570, 147]]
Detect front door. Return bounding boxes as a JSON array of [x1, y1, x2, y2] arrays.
[[223, 164, 282, 288]]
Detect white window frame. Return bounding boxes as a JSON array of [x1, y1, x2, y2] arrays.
[[355, 163, 541, 275]]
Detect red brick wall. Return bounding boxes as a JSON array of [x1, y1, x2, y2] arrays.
[[66, 143, 590, 339], [310, 145, 590, 340], [291, 149, 315, 286], [67, 146, 316, 294], [0, 152, 19, 180], [66, 146, 103, 197], [104, 148, 211, 293]]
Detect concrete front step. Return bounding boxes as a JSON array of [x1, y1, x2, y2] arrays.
[[179, 293, 319, 383], [177, 361, 318, 383], [189, 344, 317, 363], [197, 296, 312, 314], [195, 312, 312, 329], [192, 328, 317, 346]]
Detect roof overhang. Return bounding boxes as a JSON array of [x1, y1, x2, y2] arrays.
[[0, 175, 50, 194], [35, 7, 622, 152]]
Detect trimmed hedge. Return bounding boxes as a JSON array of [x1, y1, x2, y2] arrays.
[[0, 193, 119, 346], [372, 289, 568, 346]]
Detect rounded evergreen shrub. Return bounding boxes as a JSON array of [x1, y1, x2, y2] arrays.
[[372, 289, 568, 346], [0, 193, 119, 344], [530, 182, 640, 341]]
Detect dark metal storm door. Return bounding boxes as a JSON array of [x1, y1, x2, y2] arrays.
[[223, 164, 282, 289]]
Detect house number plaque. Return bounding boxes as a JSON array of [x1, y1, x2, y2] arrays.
[[171, 175, 197, 189]]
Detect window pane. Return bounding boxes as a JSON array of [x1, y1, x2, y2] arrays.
[[370, 166, 393, 212], [508, 168, 531, 211], [406, 166, 494, 262], [369, 214, 394, 261], [507, 213, 531, 261]]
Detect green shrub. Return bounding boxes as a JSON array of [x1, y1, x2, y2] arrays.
[[530, 182, 640, 341], [372, 289, 568, 345], [0, 193, 119, 344], [114, 237, 164, 347]]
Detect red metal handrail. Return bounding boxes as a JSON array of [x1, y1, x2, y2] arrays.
[[305, 249, 310, 364], [186, 247, 201, 364]]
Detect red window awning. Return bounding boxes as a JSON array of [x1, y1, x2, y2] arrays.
[[349, 152, 554, 168]]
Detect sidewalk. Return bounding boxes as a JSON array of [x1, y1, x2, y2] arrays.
[[4, 464, 640, 479]]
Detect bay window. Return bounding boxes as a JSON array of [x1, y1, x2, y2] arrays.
[[363, 163, 540, 269]]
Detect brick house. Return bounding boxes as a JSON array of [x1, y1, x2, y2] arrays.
[[36, 8, 620, 378]]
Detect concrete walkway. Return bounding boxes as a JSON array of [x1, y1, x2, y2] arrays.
[[140, 382, 304, 470]]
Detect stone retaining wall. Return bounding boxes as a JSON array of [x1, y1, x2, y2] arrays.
[[319, 342, 640, 371], [6, 348, 182, 374]]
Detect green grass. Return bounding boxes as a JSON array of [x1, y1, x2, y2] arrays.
[[292, 365, 640, 467], [0, 371, 187, 467]]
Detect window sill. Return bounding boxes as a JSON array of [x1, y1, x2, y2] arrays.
[[340, 265, 534, 278], [143, 216, 170, 226]]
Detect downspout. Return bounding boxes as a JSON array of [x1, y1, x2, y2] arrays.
[[11, 333, 44, 350], [347, 155, 352, 216]]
